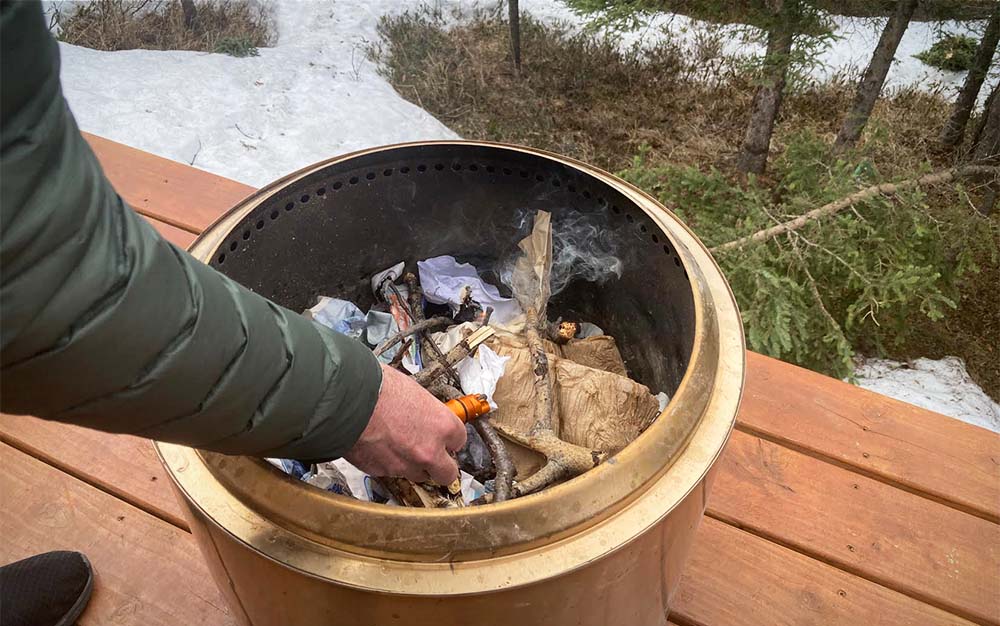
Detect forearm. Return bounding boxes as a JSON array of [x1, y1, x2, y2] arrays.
[[0, 0, 381, 459]]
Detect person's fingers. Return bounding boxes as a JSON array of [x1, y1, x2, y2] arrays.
[[425, 450, 460, 486], [441, 415, 468, 452]]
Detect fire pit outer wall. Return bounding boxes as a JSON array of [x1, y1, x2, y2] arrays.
[[156, 141, 744, 626]]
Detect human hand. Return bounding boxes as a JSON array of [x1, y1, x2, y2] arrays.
[[344, 364, 467, 485]]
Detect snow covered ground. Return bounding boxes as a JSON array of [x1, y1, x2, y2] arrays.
[[49, 0, 999, 431], [855, 358, 1000, 432]]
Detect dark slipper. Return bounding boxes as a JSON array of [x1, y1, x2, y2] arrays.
[[0, 551, 94, 626]]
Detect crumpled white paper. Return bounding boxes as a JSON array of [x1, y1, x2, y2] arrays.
[[307, 297, 367, 339], [418, 255, 522, 325], [430, 323, 510, 410]]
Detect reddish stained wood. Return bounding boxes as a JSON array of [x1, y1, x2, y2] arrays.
[[84, 132, 254, 234], [672, 517, 977, 626], [0, 414, 186, 530], [708, 430, 1000, 624], [0, 443, 236, 626], [146, 216, 197, 249], [741, 352, 1000, 522]]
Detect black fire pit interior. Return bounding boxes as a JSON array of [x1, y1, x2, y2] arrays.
[[210, 143, 695, 396]]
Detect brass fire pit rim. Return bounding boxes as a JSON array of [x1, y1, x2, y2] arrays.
[[157, 140, 744, 590]]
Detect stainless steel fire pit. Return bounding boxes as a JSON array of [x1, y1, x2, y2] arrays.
[[156, 140, 744, 626]]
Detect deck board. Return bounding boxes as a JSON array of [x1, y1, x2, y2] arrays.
[[0, 414, 186, 529], [707, 430, 1000, 624], [84, 132, 254, 233], [672, 518, 978, 626], [741, 353, 1000, 522], [0, 443, 235, 626]]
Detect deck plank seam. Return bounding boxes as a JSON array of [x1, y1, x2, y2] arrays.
[[703, 509, 994, 626], [735, 422, 1000, 524], [132, 207, 203, 235], [0, 431, 190, 532]]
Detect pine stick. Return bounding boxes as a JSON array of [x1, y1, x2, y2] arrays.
[[712, 165, 998, 253], [373, 316, 452, 357]]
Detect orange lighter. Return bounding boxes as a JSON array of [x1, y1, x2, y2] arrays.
[[445, 394, 491, 423]]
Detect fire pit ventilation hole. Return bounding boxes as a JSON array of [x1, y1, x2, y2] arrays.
[[218, 160, 688, 283], [217, 253, 225, 263]]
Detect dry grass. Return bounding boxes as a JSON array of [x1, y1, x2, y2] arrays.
[[373, 8, 1000, 398], [53, 0, 273, 56], [373, 9, 963, 178]]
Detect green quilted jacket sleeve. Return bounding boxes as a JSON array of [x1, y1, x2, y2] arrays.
[[0, 0, 382, 459]]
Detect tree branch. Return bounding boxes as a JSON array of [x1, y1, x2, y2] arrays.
[[712, 165, 999, 253]]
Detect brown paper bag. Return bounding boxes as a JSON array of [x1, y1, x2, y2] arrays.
[[489, 336, 660, 455]]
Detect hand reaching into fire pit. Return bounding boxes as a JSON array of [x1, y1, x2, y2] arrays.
[[345, 364, 468, 486]]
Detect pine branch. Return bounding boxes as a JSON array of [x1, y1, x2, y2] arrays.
[[712, 165, 999, 254]]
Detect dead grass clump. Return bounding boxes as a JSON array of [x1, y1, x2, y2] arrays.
[[54, 0, 273, 56], [373, 8, 754, 173]]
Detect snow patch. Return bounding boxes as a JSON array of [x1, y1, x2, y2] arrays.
[[854, 357, 1000, 433], [58, 0, 459, 186]]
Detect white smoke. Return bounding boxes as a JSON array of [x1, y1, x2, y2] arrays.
[[499, 210, 624, 300]]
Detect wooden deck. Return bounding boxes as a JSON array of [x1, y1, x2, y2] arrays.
[[1, 134, 998, 626]]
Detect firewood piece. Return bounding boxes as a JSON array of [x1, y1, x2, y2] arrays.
[[494, 425, 603, 497], [426, 381, 514, 503], [412, 326, 495, 387], [388, 339, 412, 369], [373, 316, 452, 357], [405, 272, 462, 387], [474, 414, 515, 502]]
